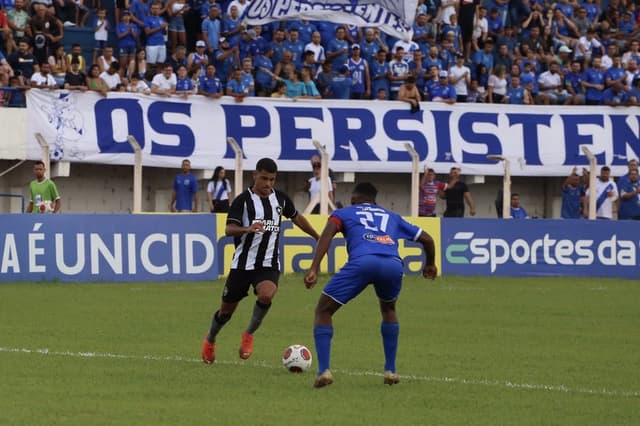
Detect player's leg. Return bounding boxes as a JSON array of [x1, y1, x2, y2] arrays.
[[379, 300, 400, 385], [313, 259, 368, 387], [202, 270, 250, 364], [372, 257, 403, 385], [240, 270, 280, 359]]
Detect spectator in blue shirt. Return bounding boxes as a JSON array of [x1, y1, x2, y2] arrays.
[[201, 5, 221, 54], [618, 168, 640, 220], [326, 27, 349, 70], [509, 193, 529, 219], [561, 168, 585, 219], [326, 64, 352, 99], [175, 64, 195, 97], [198, 63, 223, 98], [170, 159, 199, 213], [582, 56, 605, 105], [429, 70, 457, 104], [226, 67, 249, 101], [602, 81, 630, 106], [370, 49, 390, 99], [565, 60, 585, 105], [283, 28, 305, 67]]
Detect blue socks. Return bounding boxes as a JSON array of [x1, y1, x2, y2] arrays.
[[381, 322, 399, 373], [313, 325, 333, 374]]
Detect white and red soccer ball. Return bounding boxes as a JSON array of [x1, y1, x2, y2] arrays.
[[282, 344, 312, 373]]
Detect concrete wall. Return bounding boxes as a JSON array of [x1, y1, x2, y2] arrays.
[[1, 159, 564, 217]]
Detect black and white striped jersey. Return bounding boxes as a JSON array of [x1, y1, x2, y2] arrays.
[[226, 188, 298, 270]]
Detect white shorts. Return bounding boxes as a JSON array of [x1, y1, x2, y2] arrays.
[[146, 45, 166, 64]]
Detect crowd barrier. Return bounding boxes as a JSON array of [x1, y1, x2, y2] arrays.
[[0, 214, 637, 282]]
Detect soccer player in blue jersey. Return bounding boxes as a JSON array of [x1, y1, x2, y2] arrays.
[[304, 183, 437, 387]]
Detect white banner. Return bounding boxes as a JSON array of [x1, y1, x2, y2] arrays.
[[243, 0, 418, 41], [26, 89, 639, 176]]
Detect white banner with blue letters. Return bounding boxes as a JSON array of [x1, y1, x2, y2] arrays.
[[243, 0, 418, 41], [26, 90, 639, 176]]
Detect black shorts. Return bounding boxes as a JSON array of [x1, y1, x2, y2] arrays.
[[222, 268, 280, 303]]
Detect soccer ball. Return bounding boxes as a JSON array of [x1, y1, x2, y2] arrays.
[[50, 148, 64, 161], [282, 344, 312, 373]]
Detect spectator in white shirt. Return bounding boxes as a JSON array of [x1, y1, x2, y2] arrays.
[[538, 61, 568, 104], [304, 31, 326, 66], [30, 62, 58, 88], [449, 53, 471, 102], [151, 63, 177, 95], [99, 62, 123, 91], [584, 166, 619, 220]]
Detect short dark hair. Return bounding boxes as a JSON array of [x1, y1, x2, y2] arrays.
[[34, 160, 45, 167], [256, 157, 277, 173], [353, 182, 378, 200], [601, 166, 610, 172]]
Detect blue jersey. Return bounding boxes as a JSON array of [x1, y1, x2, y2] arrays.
[[117, 22, 138, 48], [370, 59, 390, 95], [583, 67, 604, 101], [331, 203, 420, 261], [283, 39, 305, 65], [430, 83, 456, 100], [328, 38, 349, 69], [198, 74, 222, 94], [347, 57, 367, 94], [510, 207, 528, 219], [561, 184, 583, 219], [618, 179, 640, 219], [176, 77, 194, 92], [506, 86, 525, 104], [144, 16, 166, 46], [174, 173, 198, 211], [564, 71, 583, 94], [328, 75, 352, 99]]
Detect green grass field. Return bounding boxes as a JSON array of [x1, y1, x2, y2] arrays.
[[1, 275, 639, 425]]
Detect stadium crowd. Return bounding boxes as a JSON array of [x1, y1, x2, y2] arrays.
[[2, 0, 640, 105]]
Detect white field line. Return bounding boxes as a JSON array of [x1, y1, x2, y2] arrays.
[[1, 346, 638, 398]]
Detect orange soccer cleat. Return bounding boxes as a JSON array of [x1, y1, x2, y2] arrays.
[[201, 338, 216, 364], [238, 331, 254, 360]]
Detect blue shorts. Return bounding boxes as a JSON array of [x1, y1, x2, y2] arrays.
[[119, 46, 136, 57], [169, 16, 185, 32], [322, 255, 403, 305]]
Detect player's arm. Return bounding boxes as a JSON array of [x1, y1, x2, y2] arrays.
[[25, 200, 33, 213], [292, 213, 320, 241], [304, 218, 339, 289], [464, 190, 476, 216], [53, 198, 61, 213], [418, 230, 437, 279], [169, 191, 176, 212]]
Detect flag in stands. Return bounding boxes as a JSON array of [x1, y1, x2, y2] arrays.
[[243, 0, 419, 41]]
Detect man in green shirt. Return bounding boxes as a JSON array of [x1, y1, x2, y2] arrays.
[[25, 161, 61, 213]]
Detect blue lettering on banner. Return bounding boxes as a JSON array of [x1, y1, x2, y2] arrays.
[[506, 113, 551, 166], [25, 90, 640, 176], [442, 219, 640, 278], [0, 215, 218, 282], [276, 106, 324, 160], [148, 101, 195, 157], [95, 98, 145, 153], [458, 112, 502, 164], [561, 114, 606, 165], [330, 108, 378, 161], [383, 109, 428, 162], [222, 104, 270, 159], [95, 98, 195, 156], [610, 115, 640, 165]]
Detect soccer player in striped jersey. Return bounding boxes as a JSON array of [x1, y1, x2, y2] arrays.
[[304, 183, 437, 387], [202, 158, 320, 364]]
